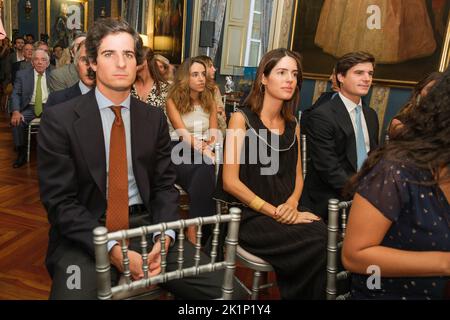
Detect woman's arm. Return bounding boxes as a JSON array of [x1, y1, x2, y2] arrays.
[[207, 102, 218, 144], [223, 112, 277, 218], [342, 193, 450, 277], [166, 98, 203, 151], [286, 123, 303, 206]]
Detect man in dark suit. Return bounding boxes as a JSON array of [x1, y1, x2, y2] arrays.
[[300, 52, 380, 219], [10, 48, 50, 168], [46, 40, 93, 107], [11, 43, 33, 83], [1, 37, 25, 88], [38, 19, 241, 300]]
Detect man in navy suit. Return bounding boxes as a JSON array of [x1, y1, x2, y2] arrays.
[[46, 41, 94, 108], [10, 48, 50, 168], [300, 52, 380, 218], [38, 18, 245, 300]]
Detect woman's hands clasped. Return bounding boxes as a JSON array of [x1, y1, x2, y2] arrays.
[[274, 199, 321, 224]]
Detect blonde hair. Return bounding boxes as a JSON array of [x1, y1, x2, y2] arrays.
[[167, 57, 215, 115]]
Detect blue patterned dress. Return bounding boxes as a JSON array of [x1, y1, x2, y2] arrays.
[[351, 159, 450, 300]]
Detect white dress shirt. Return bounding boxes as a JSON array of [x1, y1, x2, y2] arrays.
[[339, 93, 370, 153], [30, 69, 49, 105], [94, 88, 175, 250], [78, 80, 92, 95]]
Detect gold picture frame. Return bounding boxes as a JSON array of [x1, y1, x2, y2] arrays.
[[290, 0, 450, 87], [145, 0, 187, 65], [46, 0, 88, 47]]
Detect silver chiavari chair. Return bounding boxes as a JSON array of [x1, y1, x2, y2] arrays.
[[326, 198, 352, 300], [94, 207, 241, 300], [235, 245, 275, 300], [213, 141, 275, 300], [27, 118, 41, 162], [301, 134, 307, 179]]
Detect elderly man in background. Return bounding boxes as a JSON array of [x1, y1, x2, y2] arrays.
[[10, 48, 50, 168]]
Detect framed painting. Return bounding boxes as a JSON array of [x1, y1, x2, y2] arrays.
[[147, 0, 187, 65], [46, 0, 88, 48], [290, 0, 450, 86]]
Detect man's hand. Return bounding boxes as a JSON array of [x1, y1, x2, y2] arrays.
[[147, 236, 172, 277], [11, 111, 24, 127], [109, 245, 144, 281]]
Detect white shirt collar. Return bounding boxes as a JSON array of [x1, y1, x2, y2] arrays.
[[78, 81, 92, 95], [339, 92, 362, 114], [33, 69, 46, 78]]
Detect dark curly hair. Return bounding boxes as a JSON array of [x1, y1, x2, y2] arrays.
[[345, 67, 450, 197], [85, 18, 143, 80], [394, 72, 443, 123]]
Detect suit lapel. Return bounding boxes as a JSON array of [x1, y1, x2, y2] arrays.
[[130, 98, 150, 208], [332, 97, 358, 171], [73, 90, 107, 198], [362, 106, 378, 150], [67, 83, 81, 100]]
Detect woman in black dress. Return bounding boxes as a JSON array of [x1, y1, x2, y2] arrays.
[[215, 48, 328, 299]]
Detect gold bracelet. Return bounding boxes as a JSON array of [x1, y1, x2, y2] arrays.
[[249, 196, 266, 212]]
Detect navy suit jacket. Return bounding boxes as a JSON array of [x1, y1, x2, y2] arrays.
[[11, 67, 50, 113], [37, 90, 179, 276], [46, 82, 82, 108], [300, 95, 379, 218]]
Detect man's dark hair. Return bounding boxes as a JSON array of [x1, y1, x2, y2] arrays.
[[85, 18, 143, 80], [335, 51, 375, 87], [14, 36, 25, 44]]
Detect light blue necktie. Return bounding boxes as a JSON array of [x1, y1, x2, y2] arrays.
[[355, 105, 367, 170]]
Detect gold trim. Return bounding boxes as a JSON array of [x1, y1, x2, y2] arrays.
[[289, 0, 298, 50], [439, 12, 450, 72], [46, 0, 89, 43], [181, 0, 186, 63]]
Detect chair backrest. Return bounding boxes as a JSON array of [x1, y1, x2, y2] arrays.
[[326, 198, 352, 300], [214, 142, 223, 215], [300, 134, 307, 179], [94, 207, 241, 300]]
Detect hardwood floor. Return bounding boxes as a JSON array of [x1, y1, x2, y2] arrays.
[[0, 111, 51, 299], [0, 110, 279, 300]]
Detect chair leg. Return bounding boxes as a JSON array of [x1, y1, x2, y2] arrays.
[[251, 270, 262, 300], [27, 126, 31, 163]]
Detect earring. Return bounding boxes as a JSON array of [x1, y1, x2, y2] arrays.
[[260, 84, 265, 93]]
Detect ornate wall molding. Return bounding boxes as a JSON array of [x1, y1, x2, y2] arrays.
[[88, 0, 94, 29], [111, 0, 120, 19], [38, 0, 44, 36], [312, 80, 328, 104], [369, 86, 390, 137], [268, 0, 294, 50], [11, 0, 18, 30]]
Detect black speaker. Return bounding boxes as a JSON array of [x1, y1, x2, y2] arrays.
[[199, 21, 215, 47]]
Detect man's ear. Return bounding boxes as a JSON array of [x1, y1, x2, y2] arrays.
[[337, 73, 344, 85]]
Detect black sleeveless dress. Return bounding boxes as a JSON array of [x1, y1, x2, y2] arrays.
[[215, 107, 327, 299]]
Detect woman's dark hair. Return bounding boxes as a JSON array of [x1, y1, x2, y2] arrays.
[[244, 48, 303, 121], [85, 18, 143, 80], [395, 72, 443, 121], [335, 51, 375, 88], [345, 68, 450, 197], [142, 46, 167, 95]]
